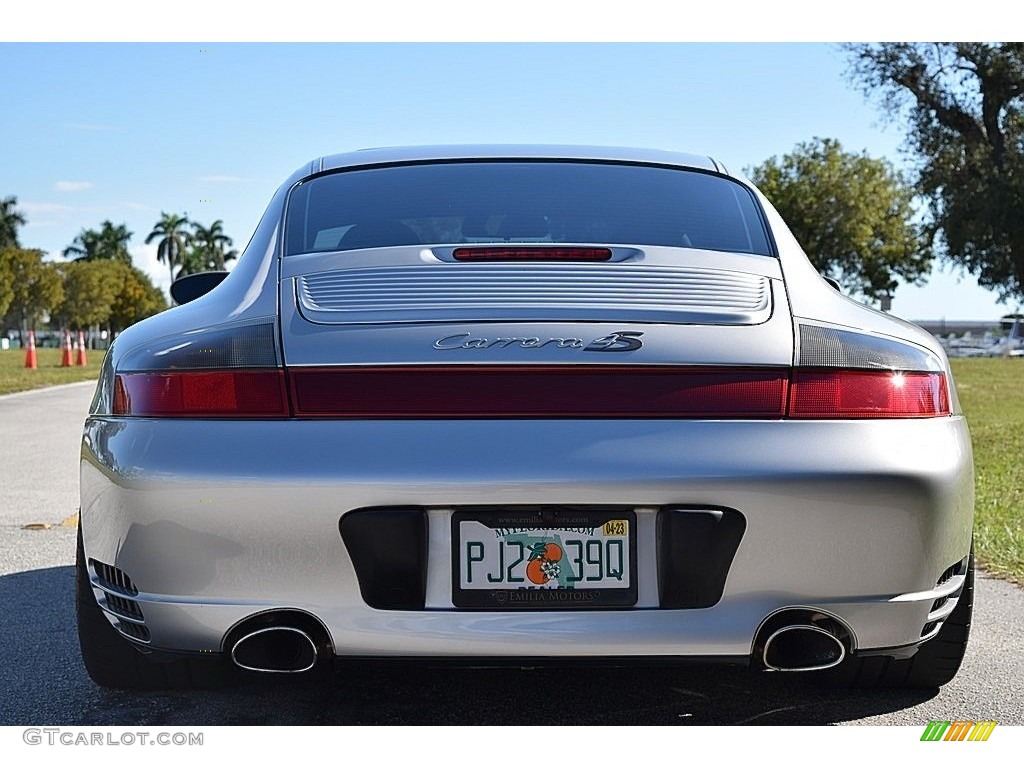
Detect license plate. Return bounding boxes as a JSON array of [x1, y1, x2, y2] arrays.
[[451, 509, 637, 609]]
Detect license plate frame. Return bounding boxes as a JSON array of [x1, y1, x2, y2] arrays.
[[451, 507, 638, 609]]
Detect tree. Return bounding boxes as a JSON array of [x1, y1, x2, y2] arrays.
[[108, 263, 167, 333], [63, 227, 102, 261], [846, 43, 1024, 303], [749, 138, 932, 300], [57, 260, 120, 331], [145, 212, 191, 284], [0, 250, 14, 319], [175, 247, 209, 278], [64, 221, 133, 263], [175, 243, 237, 278], [0, 196, 26, 250], [189, 219, 236, 272], [1, 248, 65, 341]]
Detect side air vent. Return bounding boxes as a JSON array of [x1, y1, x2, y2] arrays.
[[90, 559, 139, 596], [936, 561, 961, 587], [114, 620, 151, 643], [104, 592, 145, 621], [920, 556, 969, 641], [89, 559, 150, 643]]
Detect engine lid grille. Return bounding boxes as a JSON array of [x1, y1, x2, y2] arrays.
[[295, 263, 772, 325]]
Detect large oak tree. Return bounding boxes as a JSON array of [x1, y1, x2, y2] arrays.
[[847, 43, 1024, 303]]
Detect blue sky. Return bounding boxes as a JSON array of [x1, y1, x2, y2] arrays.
[[2, 42, 1015, 320]]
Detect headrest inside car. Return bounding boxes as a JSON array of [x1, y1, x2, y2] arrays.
[[338, 220, 421, 250]]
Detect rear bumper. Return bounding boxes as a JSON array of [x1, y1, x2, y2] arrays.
[[80, 416, 973, 658]]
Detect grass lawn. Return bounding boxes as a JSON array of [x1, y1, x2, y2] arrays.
[[0, 347, 103, 395], [951, 358, 1024, 582]]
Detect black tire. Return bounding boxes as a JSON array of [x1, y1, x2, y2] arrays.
[[822, 550, 974, 689], [76, 522, 232, 690]]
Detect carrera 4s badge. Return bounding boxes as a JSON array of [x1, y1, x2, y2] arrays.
[[432, 331, 644, 352]]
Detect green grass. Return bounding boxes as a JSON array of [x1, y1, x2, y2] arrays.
[[0, 347, 102, 395], [951, 358, 1024, 582]]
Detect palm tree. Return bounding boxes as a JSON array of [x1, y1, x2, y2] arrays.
[[190, 219, 235, 270], [175, 247, 209, 279], [98, 221, 132, 263], [177, 246, 237, 278], [146, 212, 191, 284], [65, 221, 133, 263], [63, 228, 102, 261], [0, 196, 27, 250]]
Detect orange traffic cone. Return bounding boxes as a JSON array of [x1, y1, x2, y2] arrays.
[[76, 331, 88, 366], [24, 330, 37, 369], [60, 330, 73, 367]]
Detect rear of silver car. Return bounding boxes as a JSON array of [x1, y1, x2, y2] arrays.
[[79, 149, 973, 688]]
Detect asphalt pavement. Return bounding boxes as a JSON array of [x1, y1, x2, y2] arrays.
[[1, 381, 1022, 725]]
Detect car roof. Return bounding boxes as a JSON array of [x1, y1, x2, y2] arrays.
[[310, 145, 723, 176]]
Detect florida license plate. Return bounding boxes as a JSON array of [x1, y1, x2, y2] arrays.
[[452, 509, 637, 609]]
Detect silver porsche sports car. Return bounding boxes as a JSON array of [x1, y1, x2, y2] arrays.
[[78, 145, 974, 690]]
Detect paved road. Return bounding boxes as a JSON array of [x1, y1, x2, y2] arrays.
[[1, 382, 1022, 725]]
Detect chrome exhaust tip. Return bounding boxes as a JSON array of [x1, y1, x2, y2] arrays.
[[762, 624, 846, 672], [230, 626, 318, 673]]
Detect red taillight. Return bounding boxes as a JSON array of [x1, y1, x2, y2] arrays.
[[788, 369, 950, 418], [452, 247, 613, 262], [289, 366, 789, 418], [110, 364, 950, 421], [114, 370, 289, 417]]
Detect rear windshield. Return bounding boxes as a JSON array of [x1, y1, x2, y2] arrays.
[[284, 161, 772, 256]]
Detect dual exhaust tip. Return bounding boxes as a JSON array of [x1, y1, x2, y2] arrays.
[[761, 623, 846, 672], [227, 615, 846, 675], [230, 626, 319, 673]]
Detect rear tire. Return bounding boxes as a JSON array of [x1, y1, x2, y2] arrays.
[[76, 522, 232, 690], [822, 550, 974, 689]]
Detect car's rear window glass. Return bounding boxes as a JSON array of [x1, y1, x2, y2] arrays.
[[284, 161, 772, 257]]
